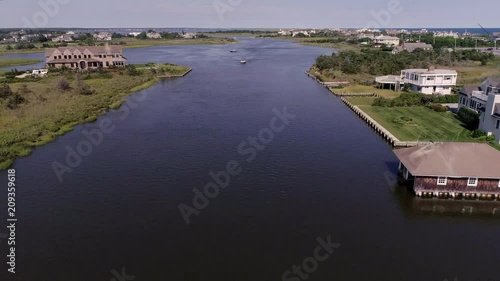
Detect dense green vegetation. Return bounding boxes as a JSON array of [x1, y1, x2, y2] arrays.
[[457, 107, 480, 129], [372, 92, 459, 107], [315, 49, 495, 76]]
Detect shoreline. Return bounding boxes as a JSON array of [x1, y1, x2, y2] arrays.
[[0, 38, 237, 56], [0, 65, 192, 170], [305, 71, 447, 148]]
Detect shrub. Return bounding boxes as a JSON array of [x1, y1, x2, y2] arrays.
[[428, 104, 448, 112], [75, 75, 96, 95], [471, 129, 487, 139], [0, 83, 14, 99], [373, 97, 391, 107], [125, 65, 141, 76], [56, 77, 71, 91], [5, 93, 27, 109], [457, 107, 480, 129]]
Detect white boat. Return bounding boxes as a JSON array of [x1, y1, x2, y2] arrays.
[[230, 49, 237, 53], [240, 59, 247, 64]]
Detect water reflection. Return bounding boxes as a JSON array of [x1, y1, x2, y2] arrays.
[[393, 184, 500, 218]]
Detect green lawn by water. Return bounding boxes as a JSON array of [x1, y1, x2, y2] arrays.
[[358, 106, 474, 142]]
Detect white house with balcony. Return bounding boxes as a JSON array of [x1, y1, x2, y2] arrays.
[[373, 35, 400, 47], [400, 68, 457, 95]]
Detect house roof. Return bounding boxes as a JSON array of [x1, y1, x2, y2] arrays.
[[459, 86, 479, 96], [394, 143, 500, 178], [376, 35, 399, 40], [402, 42, 434, 51], [45, 45, 123, 57], [481, 77, 500, 90], [403, 68, 457, 75]]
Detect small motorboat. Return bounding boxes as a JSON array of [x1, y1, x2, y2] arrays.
[[240, 59, 247, 64], [230, 49, 237, 53]]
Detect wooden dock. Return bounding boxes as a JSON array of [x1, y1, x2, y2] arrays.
[[159, 68, 193, 78]]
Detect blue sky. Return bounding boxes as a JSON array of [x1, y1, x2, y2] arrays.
[[0, 0, 498, 29]]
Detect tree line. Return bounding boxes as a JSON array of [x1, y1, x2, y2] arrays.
[[315, 49, 495, 76]]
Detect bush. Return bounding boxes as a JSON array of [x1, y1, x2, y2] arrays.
[[428, 104, 448, 112], [0, 83, 14, 99], [56, 77, 71, 91], [75, 75, 96, 95], [5, 93, 27, 109], [125, 65, 141, 76], [471, 129, 487, 139], [457, 107, 480, 129]]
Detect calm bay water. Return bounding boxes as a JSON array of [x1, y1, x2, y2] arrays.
[[1, 38, 500, 281]]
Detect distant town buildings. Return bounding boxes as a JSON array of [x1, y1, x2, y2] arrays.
[[45, 43, 127, 70], [433, 31, 459, 39], [146, 32, 162, 39], [93, 32, 112, 41], [52, 34, 74, 43]]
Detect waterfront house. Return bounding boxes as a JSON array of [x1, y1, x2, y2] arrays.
[[146, 32, 162, 39], [479, 85, 500, 144], [376, 67, 457, 94], [45, 43, 127, 70], [459, 77, 500, 112], [400, 67, 457, 95], [93, 32, 112, 41], [393, 42, 434, 54], [52, 34, 73, 43], [394, 143, 500, 198], [373, 35, 400, 47], [458, 86, 488, 112]]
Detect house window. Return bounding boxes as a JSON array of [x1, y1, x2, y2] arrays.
[[437, 177, 447, 185], [468, 178, 478, 187], [498, 180, 500, 188], [496, 120, 500, 130], [53, 56, 57, 59], [427, 76, 435, 81], [64, 55, 67, 59]]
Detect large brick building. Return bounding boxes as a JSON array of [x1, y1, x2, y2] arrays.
[[45, 43, 127, 70]]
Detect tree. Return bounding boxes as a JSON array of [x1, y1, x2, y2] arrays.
[[136, 32, 147, 40], [6, 44, 12, 50]]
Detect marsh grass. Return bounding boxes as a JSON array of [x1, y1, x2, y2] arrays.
[[0, 64, 189, 169]]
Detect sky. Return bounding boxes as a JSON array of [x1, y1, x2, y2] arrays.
[[0, 0, 498, 29]]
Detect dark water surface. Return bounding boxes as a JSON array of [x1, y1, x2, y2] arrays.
[[1, 38, 500, 281]]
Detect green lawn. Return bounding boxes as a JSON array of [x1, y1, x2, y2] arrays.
[[358, 106, 474, 142]]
